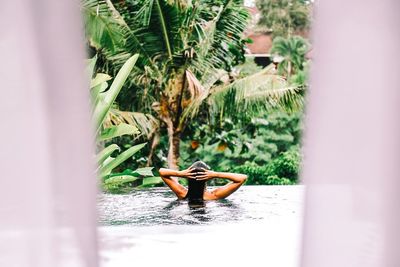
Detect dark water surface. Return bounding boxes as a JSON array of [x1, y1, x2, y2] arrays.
[[98, 185, 303, 226]]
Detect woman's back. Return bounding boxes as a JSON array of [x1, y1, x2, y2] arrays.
[[159, 160, 248, 202]]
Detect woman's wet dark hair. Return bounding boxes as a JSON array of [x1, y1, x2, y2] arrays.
[[189, 161, 210, 173], [185, 161, 210, 204]]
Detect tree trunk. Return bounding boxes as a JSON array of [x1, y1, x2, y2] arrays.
[[164, 121, 181, 182], [167, 126, 181, 170], [146, 132, 160, 167]]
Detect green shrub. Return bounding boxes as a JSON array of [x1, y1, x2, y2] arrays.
[[266, 147, 301, 182], [231, 146, 301, 185], [265, 175, 294, 185], [232, 164, 269, 185]]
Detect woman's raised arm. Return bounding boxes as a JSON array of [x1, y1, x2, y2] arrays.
[[159, 167, 195, 199], [196, 169, 247, 200]]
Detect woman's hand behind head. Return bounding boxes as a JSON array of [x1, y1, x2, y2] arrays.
[[195, 168, 217, 181], [178, 167, 197, 179]]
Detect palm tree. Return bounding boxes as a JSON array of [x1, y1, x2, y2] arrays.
[[270, 35, 309, 79], [82, 0, 303, 170]]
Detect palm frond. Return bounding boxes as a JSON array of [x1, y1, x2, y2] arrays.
[[180, 68, 228, 122], [82, 0, 126, 52], [101, 0, 184, 78], [186, 0, 249, 82], [154, 0, 173, 59], [185, 69, 205, 99], [208, 65, 304, 118], [202, 0, 250, 70], [135, 0, 155, 26], [104, 109, 159, 138]]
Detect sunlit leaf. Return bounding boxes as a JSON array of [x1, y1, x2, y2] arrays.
[[96, 144, 120, 166], [92, 54, 139, 132], [133, 167, 154, 176], [99, 142, 146, 177], [90, 73, 112, 89], [99, 123, 140, 141], [104, 175, 140, 184]]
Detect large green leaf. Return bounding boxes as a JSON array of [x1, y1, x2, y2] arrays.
[[90, 73, 111, 105], [102, 175, 141, 192], [85, 55, 97, 80], [104, 175, 140, 184], [92, 54, 139, 132], [96, 144, 120, 166], [91, 82, 109, 105], [99, 123, 140, 141], [90, 73, 112, 89], [154, 0, 172, 59], [99, 142, 146, 177], [105, 109, 158, 138], [132, 167, 154, 176], [82, 0, 126, 52]]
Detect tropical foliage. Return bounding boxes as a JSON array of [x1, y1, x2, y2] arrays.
[[87, 54, 156, 191], [82, 0, 126, 52], [179, 108, 303, 185], [82, 0, 304, 173], [81, 0, 311, 188], [256, 0, 312, 38]]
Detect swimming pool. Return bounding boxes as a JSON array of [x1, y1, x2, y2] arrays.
[[98, 185, 304, 267]]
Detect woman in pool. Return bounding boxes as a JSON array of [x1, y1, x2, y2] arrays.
[[159, 161, 247, 201]]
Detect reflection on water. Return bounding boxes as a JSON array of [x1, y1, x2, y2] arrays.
[[98, 186, 303, 226]]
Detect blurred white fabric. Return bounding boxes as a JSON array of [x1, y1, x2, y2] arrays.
[[301, 1, 400, 267], [0, 1, 98, 267]]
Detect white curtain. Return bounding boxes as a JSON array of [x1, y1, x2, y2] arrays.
[[301, 1, 400, 267], [0, 1, 98, 267]]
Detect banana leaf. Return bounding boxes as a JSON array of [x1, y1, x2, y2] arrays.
[[99, 123, 140, 141], [133, 167, 154, 176], [91, 82, 109, 107], [96, 144, 120, 166], [92, 54, 139, 132], [99, 142, 146, 177], [104, 175, 140, 185], [85, 54, 97, 80], [90, 73, 112, 89]]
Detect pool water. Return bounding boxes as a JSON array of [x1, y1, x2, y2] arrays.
[[98, 185, 304, 267]]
